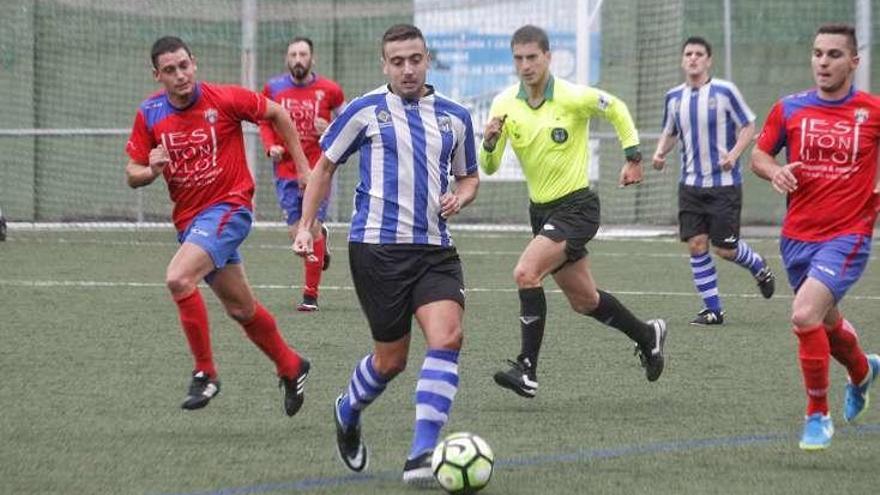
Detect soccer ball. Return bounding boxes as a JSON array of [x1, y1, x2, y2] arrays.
[[431, 432, 494, 494]]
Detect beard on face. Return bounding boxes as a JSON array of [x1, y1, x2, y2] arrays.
[[289, 63, 309, 79]]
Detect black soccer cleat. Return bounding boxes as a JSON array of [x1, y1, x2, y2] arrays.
[[320, 225, 331, 271], [334, 394, 368, 472], [493, 357, 538, 398], [635, 319, 667, 382], [755, 265, 775, 299], [279, 358, 310, 417], [690, 308, 724, 326], [181, 370, 221, 410], [297, 295, 319, 312], [402, 451, 434, 487]]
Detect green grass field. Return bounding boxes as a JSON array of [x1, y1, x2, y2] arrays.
[[3, 228, 880, 494]]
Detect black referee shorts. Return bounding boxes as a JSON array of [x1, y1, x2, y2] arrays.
[[678, 184, 742, 249], [529, 187, 601, 264], [348, 242, 466, 343]]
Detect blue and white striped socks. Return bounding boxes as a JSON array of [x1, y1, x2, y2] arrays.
[[732, 240, 766, 276], [409, 349, 460, 459], [691, 252, 721, 312], [338, 354, 389, 429]]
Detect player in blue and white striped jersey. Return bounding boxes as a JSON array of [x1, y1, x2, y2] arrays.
[[653, 36, 775, 326], [293, 24, 479, 487]]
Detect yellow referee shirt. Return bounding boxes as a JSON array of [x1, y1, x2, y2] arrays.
[[479, 76, 640, 204]]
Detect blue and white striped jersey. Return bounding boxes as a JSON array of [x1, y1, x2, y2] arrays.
[[661, 78, 755, 187], [320, 85, 477, 245]]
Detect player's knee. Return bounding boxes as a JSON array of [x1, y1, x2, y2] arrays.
[[432, 326, 463, 351], [791, 306, 823, 330], [513, 264, 540, 288], [570, 292, 600, 314], [165, 273, 197, 297], [225, 303, 255, 323], [713, 246, 735, 260], [372, 354, 407, 378], [791, 313, 820, 330]]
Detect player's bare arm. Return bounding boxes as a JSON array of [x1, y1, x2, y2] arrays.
[[125, 145, 169, 188], [652, 132, 677, 171], [750, 148, 800, 194], [265, 99, 311, 187], [481, 115, 506, 152], [293, 154, 337, 257], [720, 122, 756, 171], [440, 173, 480, 219]]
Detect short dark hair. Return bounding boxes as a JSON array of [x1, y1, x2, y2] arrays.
[[289, 36, 314, 53], [381, 24, 425, 55], [511, 25, 550, 52], [682, 36, 712, 57], [150, 36, 192, 69], [816, 23, 858, 55]]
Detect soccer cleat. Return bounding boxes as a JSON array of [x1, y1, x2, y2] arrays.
[[754, 265, 775, 299], [181, 371, 221, 410], [321, 225, 331, 271], [0, 207, 6, 242], [799, 413, 834, 451], [493, 357, 538, 398], [634, 319, 667, 382], [279, 358, 310, 417], [843, 353, 880, 423], [297, 295, 319, 312], [334, 394, 368, 472], [402, 451, 435, 487], [690, 308, 724, 326]]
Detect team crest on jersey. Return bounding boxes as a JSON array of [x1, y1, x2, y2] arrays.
[[855, 108, 869, 124], [597, 92, 610, 111], [551, 127, 569, 143], [376, 109, 392, 127], [708, 97, 717, 109], [437, 115, 452, 133], [204, 108, 218, 124]]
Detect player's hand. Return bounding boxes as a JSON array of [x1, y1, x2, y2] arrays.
[[313, 117, 329, 135], [651, 151, 666, 171], [770, 161, 801, 194], [719, 152, 735, 171], [482, 115, 507, 152], [149, 145, 170, 176], [439, 192, 461, 219], [292, 228, 316, 262], [618, 160, 643, 187], [268, 145, 286, 162]]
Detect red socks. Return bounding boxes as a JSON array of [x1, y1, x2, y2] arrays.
[[795, 324, 830, 416], [174, 289, 216, 378], [826, 318, 869, 385], [303, 235, 326, 299], [241, 301, 302, 378]]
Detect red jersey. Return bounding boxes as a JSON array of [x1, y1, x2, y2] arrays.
[[126, 82, 266, 231], [259, 73, 345, 180], [756, 87, 880, 241]]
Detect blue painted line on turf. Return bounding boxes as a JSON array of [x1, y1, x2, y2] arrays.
[[151, 423, 880, 495]]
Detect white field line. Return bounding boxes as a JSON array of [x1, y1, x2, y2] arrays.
[[3, 236, 880, 261], [4, 278, 880, 301]]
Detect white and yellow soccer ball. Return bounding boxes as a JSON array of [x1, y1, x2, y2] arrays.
[[431, 432, 494, 494]]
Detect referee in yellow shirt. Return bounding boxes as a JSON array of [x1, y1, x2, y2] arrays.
[[481, 25, 667, 398]]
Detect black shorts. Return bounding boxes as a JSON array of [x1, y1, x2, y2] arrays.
[[348, 242, 465, 343], [678, 184, 742, 249], [529, 187, 601, 264]]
